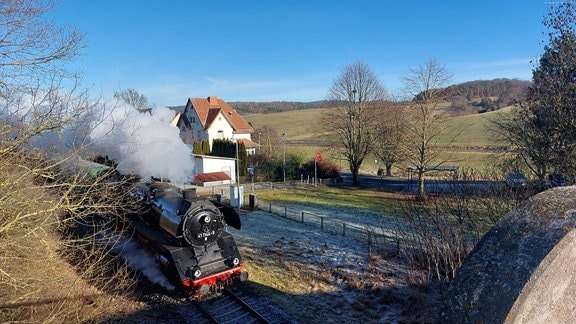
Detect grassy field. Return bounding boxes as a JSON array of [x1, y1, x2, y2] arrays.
[[252, 185, 409, 213], [243, 106, 512, 172], [243, 109, 327, 141], [437, 107, 513, 148]]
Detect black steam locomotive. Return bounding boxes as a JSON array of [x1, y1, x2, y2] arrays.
[[132, 181, 247, 300]]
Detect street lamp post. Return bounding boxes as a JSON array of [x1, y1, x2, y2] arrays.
[[258, 132, 262, 154], [282, 132, 287, 182], [376, 159, 383, 188], [314, 155, 317, 186], [233, 138, 240, 216]]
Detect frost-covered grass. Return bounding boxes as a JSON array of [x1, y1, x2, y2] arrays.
[[220, 183, 515, 321], [252, 184, 506, 234], [230, 210, 432, 323], [253, 186, 408, 214]]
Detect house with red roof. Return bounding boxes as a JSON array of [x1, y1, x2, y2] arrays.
[[173, 96, 259, 155]]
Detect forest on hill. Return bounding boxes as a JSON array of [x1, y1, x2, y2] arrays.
[[446, 78, 531, 115], [218, 78, 531, 116]]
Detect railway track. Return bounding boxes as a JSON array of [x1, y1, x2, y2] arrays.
[[195, 288, 272, 324]]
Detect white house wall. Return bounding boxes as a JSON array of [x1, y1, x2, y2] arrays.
[[206, 112, 234, 148], [193, 154, 238, 184], [206, 113, 252, 147], [185, 103, 209, 142], [182, 101, 252, 151]]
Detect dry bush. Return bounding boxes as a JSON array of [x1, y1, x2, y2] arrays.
[[395, 169, 520, 284], [0, 150, 143, 323], [312, 261, 336, 285], [53, 159, 143, 295], [0, 1, 148, 320]]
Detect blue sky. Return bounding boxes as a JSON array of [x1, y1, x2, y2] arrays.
[[51, 0, 549, 106]]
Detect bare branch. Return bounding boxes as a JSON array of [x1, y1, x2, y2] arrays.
[[324, 60, 388, 186], [401, 58, 455, 200]]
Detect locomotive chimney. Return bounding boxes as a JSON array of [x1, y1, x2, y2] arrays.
[[182, 188, 197, 200]]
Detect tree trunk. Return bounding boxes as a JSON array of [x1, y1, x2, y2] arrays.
[[385, 163, 393, 176], [351, 166, 360, 186], [417, 171, 427, 201]]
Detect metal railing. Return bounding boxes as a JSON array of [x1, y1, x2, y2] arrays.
[[201, 181, 403, 254], [254, 199, 401, 255]]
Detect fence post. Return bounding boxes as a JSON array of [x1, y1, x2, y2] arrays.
[[284, 206, 287, 218], [343, 223, 346, 237], [301, 211, 304, 223], [269, 202, 272, 213], [320, 216, 324, 230], [367, 230, 372, 256]]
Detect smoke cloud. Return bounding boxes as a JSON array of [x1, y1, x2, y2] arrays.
[[2, 92, 195, 183], [87, 99, 195, 183], [109, 234, 176, 291]]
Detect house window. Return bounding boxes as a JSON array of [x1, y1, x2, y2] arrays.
[[217, 130, 224, 139], [192, 117, 196, 123]]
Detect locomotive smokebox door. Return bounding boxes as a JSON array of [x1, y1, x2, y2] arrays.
[[181, 200, 224, 246], [211, 200, 241, 230]]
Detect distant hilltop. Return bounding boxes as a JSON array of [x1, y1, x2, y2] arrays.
[[169, 78, 530, 116], [169, 100, 339, 115]]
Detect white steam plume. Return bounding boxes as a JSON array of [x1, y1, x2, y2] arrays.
[[88, 99, 195, 183], [109, 234, 175, 291], [2, 92, 195, 183]]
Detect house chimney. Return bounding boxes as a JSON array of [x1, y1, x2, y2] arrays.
[[207, 96, 218, 106]]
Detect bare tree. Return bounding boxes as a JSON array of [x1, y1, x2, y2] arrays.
[[0, 2, 144, 321], [0, 0, 84, 97], [253, 125, 281, 157], [325, 60, 387, 186], [114, 88, 152, 113], [0, 0, 88, 155], [373, 100, 407, 176], [401, 58, 456, 201]]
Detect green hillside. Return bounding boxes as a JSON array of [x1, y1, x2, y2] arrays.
[[245, 106, 512, 147], [244, 106, 513, 171], [436, 107, 513, 148], [244, 108, 327, 141]]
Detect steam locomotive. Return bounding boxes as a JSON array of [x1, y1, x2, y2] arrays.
[[132, 181, 248, 300]]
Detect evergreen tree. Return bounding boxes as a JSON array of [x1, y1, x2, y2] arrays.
[[211, 139, 234, 157], [193, 141, 203, 154], [239, 142, 248, 176], [202, 140, 211, 154], [211, 139, 249, 176], [496, 1, 576, 182]]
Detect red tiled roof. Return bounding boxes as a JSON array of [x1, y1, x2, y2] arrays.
[[204, 107, 222, 130], [194, 171, 231, 184], [187, 96, 253, 134], [238, 138, 260, 149]]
